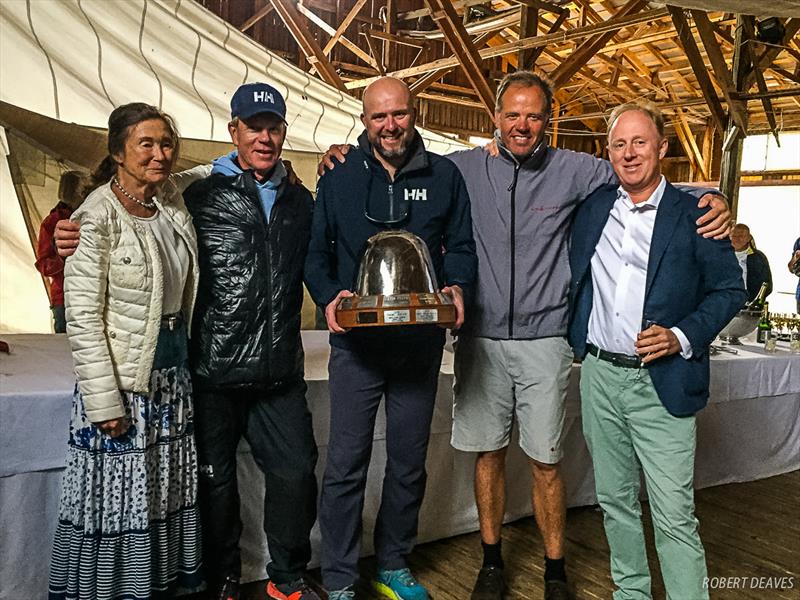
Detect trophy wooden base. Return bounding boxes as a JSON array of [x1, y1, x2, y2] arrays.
[[336, 292, 456, 328]]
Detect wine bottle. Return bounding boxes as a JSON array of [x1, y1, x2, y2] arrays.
[[757, 302, 771, 344], [746, 282, 769, 311]]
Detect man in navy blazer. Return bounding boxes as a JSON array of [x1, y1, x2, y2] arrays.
[[567, 101, 745, 600]]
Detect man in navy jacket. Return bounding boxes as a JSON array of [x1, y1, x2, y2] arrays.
[[304, 76, 476, 600], [567, 101, 745, 600]]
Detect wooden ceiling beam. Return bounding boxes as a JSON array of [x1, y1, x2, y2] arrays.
[[363, 29, 427, 48], [345, 7, 669, 89], [668, 6, 727, 134], [362, 28, 385, 75], [424, 0, 496, 116], [595, 53, 668, 99], [524, 9, 569, 71], [691, 9, 748, 134], [296, 2, 379, 71], [517, 3, 539, 71], [268, 0, 346, 90], [668, 86, 709, 180], [741, 16, 779, 145], [240, 4, 274, 32], [745, 19, 800, 90], [322, 0, 368, 55], [550, 0, 647, 89]]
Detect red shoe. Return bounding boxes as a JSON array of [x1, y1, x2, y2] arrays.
[[266, 578, 322, 600]]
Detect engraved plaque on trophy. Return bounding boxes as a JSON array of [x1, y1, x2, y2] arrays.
[[335, 230, 457, 328]]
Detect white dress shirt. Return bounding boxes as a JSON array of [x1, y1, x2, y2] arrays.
[[587, 176, 691, 358]]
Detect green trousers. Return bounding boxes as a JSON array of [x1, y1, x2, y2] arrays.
[[580, 354, 708, 600]]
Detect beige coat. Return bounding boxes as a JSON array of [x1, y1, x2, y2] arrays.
[[65, 167, 208, 423]]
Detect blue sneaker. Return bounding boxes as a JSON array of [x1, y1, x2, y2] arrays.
[[373, 568, 430, 600], [327, 586, 356, 600]]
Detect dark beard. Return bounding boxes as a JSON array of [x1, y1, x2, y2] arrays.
[[375, 138, 409, 160]]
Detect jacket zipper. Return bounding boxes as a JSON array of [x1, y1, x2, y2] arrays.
[[508, 163, 521, 338], [252, 175, 274, 381]]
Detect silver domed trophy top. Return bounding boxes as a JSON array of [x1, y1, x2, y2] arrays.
[[337, 230, 456, 328]]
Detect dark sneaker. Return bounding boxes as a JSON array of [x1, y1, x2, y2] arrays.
[[373, 568, 430, 600], [327, 587, 356, 600], [217, 576, 241, 600], [266, 578, 322, 600], [544, 579, 574, 600], [470, 566, 506, 600]]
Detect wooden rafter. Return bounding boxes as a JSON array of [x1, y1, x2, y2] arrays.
[[667, 85, 709, 180], [268, 0, 345, 90], [517, 2, 539, 71], [364, 30, 427, 48], [550, 0, 646, 89], [296, 2, 379, 71], [521, 9, 568, 72], [362, 28, 385, 75], [423, 0, 496, 116], [745, 19, 800, 90], [741, 16, 779, 145], [595, 53, 668, 99], [240, 4, 274, 32], [691, 9, 747, 133], [346, 7, 668, 90], [323, 0, 368, 55], [668, 6, 727, 134]]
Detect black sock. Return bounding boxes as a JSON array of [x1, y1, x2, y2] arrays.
[[544, 556, 566, 582], [481, 540, 504, 569]]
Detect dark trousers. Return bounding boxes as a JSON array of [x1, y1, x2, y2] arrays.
[[320, 342, 444, 590], [194, 380, 318, 587]]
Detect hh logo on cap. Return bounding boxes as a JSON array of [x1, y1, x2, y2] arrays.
[[253, 90, 274, 103]]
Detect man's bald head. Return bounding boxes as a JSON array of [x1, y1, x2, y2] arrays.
[[360, 77, 417, 163], [362, 77, 413, 113]]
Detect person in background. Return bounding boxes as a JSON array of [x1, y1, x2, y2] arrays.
[[568, 101, 745, 600], [730, 223, 772, 303], [789, 237, 800, 313], [49, 103, 206, 599], [35, 170, 86, 333]]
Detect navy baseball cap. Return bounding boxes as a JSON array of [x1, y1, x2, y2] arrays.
[[230, 82, 287, 121]]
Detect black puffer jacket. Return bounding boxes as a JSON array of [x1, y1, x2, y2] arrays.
[[184, 171, 313, 390]]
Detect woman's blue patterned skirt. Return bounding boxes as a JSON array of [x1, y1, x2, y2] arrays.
[[48, 326, 203, 599]]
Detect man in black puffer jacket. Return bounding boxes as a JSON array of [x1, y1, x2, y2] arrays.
[[184, 83, 320, 600]]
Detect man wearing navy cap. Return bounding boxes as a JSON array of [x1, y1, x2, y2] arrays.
[[184, 82, 320, 600]]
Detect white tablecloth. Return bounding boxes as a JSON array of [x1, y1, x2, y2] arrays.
[[1, 333, 798, 598]]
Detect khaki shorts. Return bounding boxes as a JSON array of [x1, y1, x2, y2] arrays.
[[451, 336, 573, 464]]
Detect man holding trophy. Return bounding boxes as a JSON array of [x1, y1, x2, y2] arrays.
[[304, 76, 477, 600]]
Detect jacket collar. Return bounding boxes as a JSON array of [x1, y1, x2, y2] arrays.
[[494, 131, 549, 170], [357, 129, 429, 177]]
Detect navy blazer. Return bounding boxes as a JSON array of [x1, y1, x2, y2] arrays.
[[567, 182, 746, 416]]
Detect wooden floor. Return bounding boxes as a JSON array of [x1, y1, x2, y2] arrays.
[[238, 471, 800, 600]]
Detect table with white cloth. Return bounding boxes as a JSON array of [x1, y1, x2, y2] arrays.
[[1, 332, 798, 598]]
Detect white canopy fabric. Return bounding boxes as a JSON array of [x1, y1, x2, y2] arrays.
[[0, 0, 468, 155], [0, 0, 469, 333]]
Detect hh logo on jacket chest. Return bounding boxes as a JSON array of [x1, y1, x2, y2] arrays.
[[404, 188, 427, 201]]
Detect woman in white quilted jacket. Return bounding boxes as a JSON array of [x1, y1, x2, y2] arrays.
[[48, 103, 207, 600]]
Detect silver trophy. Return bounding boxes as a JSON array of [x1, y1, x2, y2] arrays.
[[336, 230, 456, 328]]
